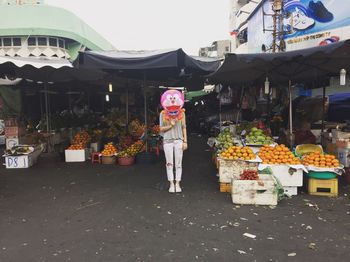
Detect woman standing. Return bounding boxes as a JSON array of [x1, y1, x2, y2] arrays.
[[159, 90, 188, 193]]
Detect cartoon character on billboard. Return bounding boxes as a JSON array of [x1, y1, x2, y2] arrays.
[[283, 0, 334, 32]]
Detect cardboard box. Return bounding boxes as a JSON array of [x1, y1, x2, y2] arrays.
[[65, 149, 89, 162], [5, 126, 24, 137], [231, 175, 278, 206]]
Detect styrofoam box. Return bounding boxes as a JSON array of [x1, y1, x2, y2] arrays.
[[270, 165, 303, 187], [337, 148, 350, 167], [0, 135, 5, 145], [65, 149, 89, 162], [231, 175, 278, 206], [218, 158, 259, 183], [5, 149, 42, 169], [283, 186, 298, 196]]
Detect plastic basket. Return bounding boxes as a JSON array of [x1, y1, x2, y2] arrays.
[[307, 171, 337, 180], [101, 155, 116, 165], [117, 156, 135, 166]]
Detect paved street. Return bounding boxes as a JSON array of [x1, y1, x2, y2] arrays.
[[0, 136, 350, 262]]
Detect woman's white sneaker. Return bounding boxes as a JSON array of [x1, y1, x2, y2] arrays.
[[169, 183, 175, 193], [175, 183, 182, 193]]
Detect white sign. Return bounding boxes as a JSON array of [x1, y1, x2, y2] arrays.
[[5, 155, 31, 169]]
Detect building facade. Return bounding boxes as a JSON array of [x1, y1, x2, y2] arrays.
[[198, 40, 231, 58], [0, 0, 115, 61]]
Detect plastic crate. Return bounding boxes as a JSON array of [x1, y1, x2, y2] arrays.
[[219, 183, 231, 193], [307, 171, 337, 180], [308, 178, 338, 197]]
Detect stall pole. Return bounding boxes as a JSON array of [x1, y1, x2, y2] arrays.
[[143, 73, 148, 152], [44, 83, 49, 134], [288, 80, 293, 148], [321, 85, 326, 144], [126, 85, 129, 128]]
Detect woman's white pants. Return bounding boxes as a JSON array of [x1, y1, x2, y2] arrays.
[[163, 140, 183, 181]]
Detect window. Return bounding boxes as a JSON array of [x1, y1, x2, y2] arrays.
[[13, 38, 21, 46], [28, 37, 36, 46], [38, 37, 47, 46], [49, 38, 58, 47], [58, 39, 65, 48], [3, 38, 11, 46]]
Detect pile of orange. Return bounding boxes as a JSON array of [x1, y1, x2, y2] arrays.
[[220, 146, 256, 161], [71, 131, 91, 148], [67, 143, 85, 150], [302, 151, 340, 168], [101, 143, 118, 156], [258, 144, 301, 165]]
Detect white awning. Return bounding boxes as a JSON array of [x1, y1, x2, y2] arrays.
[[0, 56, 72, 69]]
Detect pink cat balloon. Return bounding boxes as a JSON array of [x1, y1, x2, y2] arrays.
[[160, 90, 185, 120]]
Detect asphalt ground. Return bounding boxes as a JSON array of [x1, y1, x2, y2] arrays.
[[0, 136, 350, 262]]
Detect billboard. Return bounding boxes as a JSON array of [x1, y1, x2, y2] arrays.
[[248, 0, 350, 52]]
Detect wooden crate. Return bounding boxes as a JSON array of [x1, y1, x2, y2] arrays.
[[231, 175, 278, 206], [218, 158, 259, 183], [219, 183, 231, 193], [308, 178, 338, 197]]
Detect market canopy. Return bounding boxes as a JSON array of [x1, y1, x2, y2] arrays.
[[0, 56, 106, 83], [77, 48, 221, 83], [185, 90, 210, 101], [210, 39, 350, 87]]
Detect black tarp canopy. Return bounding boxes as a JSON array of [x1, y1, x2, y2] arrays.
[[210, 40, 350, 87], [77, 48, 221, 83]]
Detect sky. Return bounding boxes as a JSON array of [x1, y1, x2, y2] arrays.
[[45, 0, 230, 55]]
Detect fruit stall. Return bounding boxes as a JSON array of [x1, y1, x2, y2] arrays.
[[209, 124, 345, 206], [63, 116, 158, 166]]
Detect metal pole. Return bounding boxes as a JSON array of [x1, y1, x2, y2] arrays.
[[288, 80, 293, 148], [45, 83, 49, 133], [126, 85, 129, 127], [321, 85, 326, 144], [143, 73, 148, 152]]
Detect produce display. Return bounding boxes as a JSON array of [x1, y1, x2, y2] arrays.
[[302, 151, 340, 168], [118, 141, 144, 157], [128, 119, 145, 138], [259, 144, 301, 165], [71, 130, 91, 148], [219, 146, 256, 161], [67, 143, 85, 150], [245, 127, 274, 145], [295, 144, 323, 157], [216, 128, 234, 149], [101, 143, 118, 156], [240, 170, 259, 180], [4, 145, 34, 156]]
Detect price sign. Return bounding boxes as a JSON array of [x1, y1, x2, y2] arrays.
[[5, 156, 29, 169]]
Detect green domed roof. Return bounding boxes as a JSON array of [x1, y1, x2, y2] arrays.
[[0, 4, 115, 52]]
